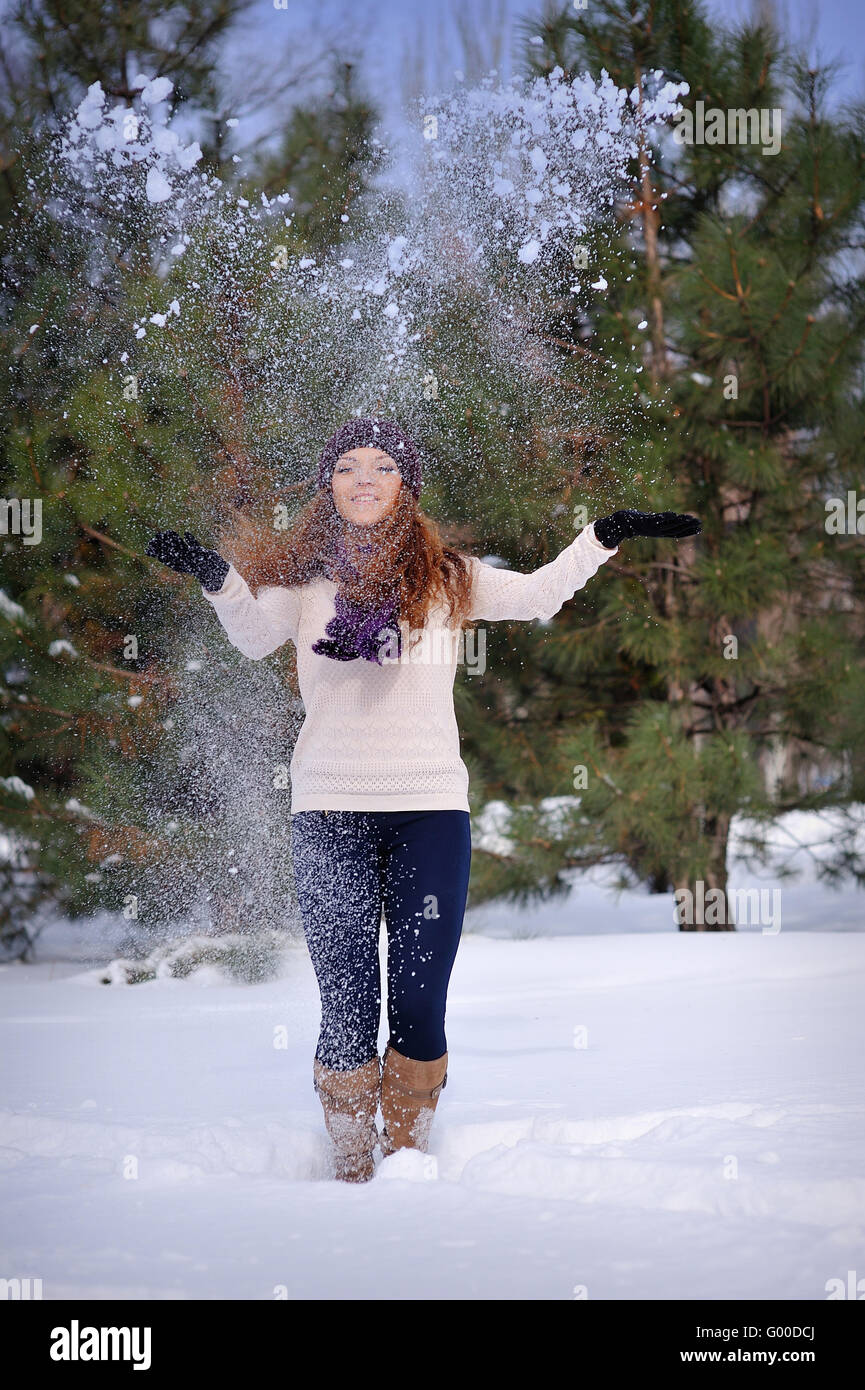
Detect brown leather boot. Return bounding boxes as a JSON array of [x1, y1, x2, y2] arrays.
[[313, 1053, 381, 1183], [380, 1043, 448, 1156]]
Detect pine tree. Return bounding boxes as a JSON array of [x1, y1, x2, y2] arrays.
[[455, 0, 865, 926], [3, 0, 863, 957], [0, 1, 384, 960]]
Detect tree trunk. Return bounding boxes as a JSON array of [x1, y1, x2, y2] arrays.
[[633, 67, 669, 385], [674, 808, 736, 931]]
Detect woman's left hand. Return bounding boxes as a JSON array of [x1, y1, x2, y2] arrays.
[[594, 510, 702, 550]]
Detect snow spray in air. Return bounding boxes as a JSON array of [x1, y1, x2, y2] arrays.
[[31, 62, 686, 966]]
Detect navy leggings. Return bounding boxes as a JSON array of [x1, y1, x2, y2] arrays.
[[290, 810, 472, 1070]]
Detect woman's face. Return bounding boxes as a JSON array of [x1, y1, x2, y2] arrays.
[[331, 446, 402, 527]]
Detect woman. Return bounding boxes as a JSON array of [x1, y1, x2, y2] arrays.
[[146, 417, 700, 1183]]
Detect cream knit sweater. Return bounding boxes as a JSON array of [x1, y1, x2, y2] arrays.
[[202, 521, 618, 813]]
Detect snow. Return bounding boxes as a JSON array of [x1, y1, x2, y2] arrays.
[[1, 888, 862, 1299], [137, 76, 173, 108], [47, 639, 78, 658], [145, 166, 172, 205], [44, 63, 688, 476], [0, 588, 28, 623], [0, 776, 34, 801], [386, 235, 408, 274]]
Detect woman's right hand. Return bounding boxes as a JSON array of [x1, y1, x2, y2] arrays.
[[145, 530, 230, 593]]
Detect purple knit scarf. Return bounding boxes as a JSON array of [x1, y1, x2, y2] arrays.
[[311, 535, 402, 665]]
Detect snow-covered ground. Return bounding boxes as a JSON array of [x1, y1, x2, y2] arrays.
[[1, 809, 862, 1300], [2, 909, 863, 1299]]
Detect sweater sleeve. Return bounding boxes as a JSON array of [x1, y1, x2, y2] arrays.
[[467, 521, 618, 623], [200, 563, 302, 659]]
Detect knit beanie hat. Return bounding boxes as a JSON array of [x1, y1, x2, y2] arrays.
[[317, 418, 422, 498]]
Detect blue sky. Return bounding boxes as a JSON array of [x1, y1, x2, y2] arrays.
[[240, 0, 865, 134], [209, 0, 864, 188], [3, 0, 859, 148]]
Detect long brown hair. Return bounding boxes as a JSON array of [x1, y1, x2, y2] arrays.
[[218, 482, 474, 634]]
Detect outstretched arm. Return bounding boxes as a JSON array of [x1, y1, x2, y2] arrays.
[[467, 521, 619, 623], [467, 511, 701, 623], [146, 529, 301, 659]]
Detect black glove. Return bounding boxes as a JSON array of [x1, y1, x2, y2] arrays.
[[593, 510, 702, 550], [145, 530, 230, 593]]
